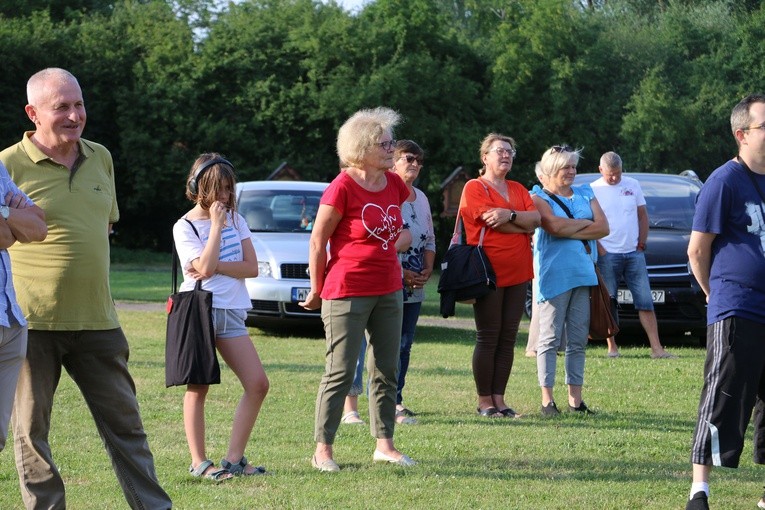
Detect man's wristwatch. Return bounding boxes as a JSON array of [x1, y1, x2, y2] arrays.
[[0, 205, 9, 220], [508, 210, 517, 223]]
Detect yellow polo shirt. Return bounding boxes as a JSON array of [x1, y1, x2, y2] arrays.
[[0, 132, 120, 330]]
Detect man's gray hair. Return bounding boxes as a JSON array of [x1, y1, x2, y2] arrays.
[[600, 151, 622, 170], [27, 68, 79, 105]]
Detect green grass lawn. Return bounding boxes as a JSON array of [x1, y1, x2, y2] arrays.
[[1, 259, 761, 508]]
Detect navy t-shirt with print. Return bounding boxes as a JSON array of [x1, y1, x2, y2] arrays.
[[693, 159, 765, 325]]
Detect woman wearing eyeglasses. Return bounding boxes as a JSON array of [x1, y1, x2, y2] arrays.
[[299, 107, 415, 471], [459, 133, 540, 418], [390, 140, 435, 423], [530, 145, 609, 416]]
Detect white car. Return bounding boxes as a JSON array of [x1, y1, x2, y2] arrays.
[[235, 180, 328, 326]]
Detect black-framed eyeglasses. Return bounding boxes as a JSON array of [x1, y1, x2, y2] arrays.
[[399, 154, 423, 166], [551, 145, 573, 153], [488, 147, 516, 158], [376, 139, 397, 151], [742, 123, 765, 132]]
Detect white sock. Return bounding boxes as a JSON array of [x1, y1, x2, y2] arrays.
[[690, 482, 709, 499]]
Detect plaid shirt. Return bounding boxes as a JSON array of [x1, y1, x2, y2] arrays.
[[0, 161, 32, 328]]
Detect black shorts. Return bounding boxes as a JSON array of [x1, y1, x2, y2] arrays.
[[690, 316, 765, 468]]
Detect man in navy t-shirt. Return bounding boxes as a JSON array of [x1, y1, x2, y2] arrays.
[[686, 93, 765, 510]]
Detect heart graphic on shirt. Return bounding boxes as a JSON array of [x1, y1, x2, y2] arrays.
[[361, 203, 402, 251]]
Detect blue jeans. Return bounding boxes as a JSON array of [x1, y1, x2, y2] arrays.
[[349, 337, 367, 397], [397, 301, 422, 405], [597, 251, 654, 311]]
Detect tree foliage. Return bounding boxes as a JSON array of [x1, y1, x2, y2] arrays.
[[0, 0, 758, 249]]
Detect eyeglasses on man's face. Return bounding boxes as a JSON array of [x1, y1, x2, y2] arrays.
[[488, 147, 516, 158], [376, 139, 397, 151], [399, 154, 423, 166], [742, 122, 765, 132], [551, 145, 573, 153]]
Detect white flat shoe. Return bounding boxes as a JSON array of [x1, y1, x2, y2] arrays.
[[373, 450, 416, 466], [311, 455, 340, 472]]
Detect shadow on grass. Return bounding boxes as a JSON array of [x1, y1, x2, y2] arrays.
[[417, 408, 696, 434]]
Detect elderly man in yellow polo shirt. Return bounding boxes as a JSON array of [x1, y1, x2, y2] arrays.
[[0, 68, 172, 510]]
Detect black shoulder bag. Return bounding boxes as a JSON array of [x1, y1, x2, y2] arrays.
[[437, 182, 497, 318]]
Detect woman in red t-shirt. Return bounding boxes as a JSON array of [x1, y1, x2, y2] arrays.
[[458, 133, 541, 419], [300, 107, 414, 471]]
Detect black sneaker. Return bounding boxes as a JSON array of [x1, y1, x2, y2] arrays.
[[685, 491, 709, 510], [569, 401, 595, 414], [541, 401, 560, 416]]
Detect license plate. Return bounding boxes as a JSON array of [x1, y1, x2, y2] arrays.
[[617, 289, 665, 304], [291, 287, 311, 302]]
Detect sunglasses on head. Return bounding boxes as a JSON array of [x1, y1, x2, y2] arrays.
[[551, 145, 573, 153]]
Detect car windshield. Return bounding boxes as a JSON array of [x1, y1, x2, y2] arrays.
[[639, 177, 700, 231], [238, 189, 324, 232]]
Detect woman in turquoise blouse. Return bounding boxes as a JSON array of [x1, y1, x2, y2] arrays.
[[530, 145, 609, 417]]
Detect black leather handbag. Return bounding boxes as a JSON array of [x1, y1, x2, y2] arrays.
[[437, 214, 496, 318]]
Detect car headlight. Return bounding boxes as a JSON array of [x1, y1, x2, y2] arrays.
[[258, 261, 273, 278]]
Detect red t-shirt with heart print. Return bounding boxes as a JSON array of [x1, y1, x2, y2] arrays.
[[320, 170, 409, 300]]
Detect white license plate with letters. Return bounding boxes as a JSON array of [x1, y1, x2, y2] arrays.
[[291, 287, 311, 302], [617, 289, 665, 304]]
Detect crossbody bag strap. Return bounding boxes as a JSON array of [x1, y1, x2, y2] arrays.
[[453, 180, 493, 247], [543, 188, 592, 255], [172, 218, 201, 293]]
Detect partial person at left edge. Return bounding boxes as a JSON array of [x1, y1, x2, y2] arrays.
[[0, 68, 172, 510], [0, 161, 47, 454]]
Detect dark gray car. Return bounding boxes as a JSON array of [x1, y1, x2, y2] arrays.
[[527, 172, 707, 344]]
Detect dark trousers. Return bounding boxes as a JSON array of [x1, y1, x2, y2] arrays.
[[472, 283, 526, 396], [690, 317, 765, 468], [12, 329, 171, 510]]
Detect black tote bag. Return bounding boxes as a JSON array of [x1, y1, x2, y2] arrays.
[[165, 221, 220, 387]]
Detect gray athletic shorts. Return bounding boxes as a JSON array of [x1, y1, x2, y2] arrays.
[[213, 308, 248, 339]]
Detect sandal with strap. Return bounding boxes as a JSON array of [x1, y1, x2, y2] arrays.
[[220, 456, 267, 476], [341, 411, 365, 425], [397, 406, 417, 417], [395, 409, 417, 425], [189, 459, 232, 482]]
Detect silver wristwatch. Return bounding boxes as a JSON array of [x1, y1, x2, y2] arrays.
[[0, 205, 9, 220]]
